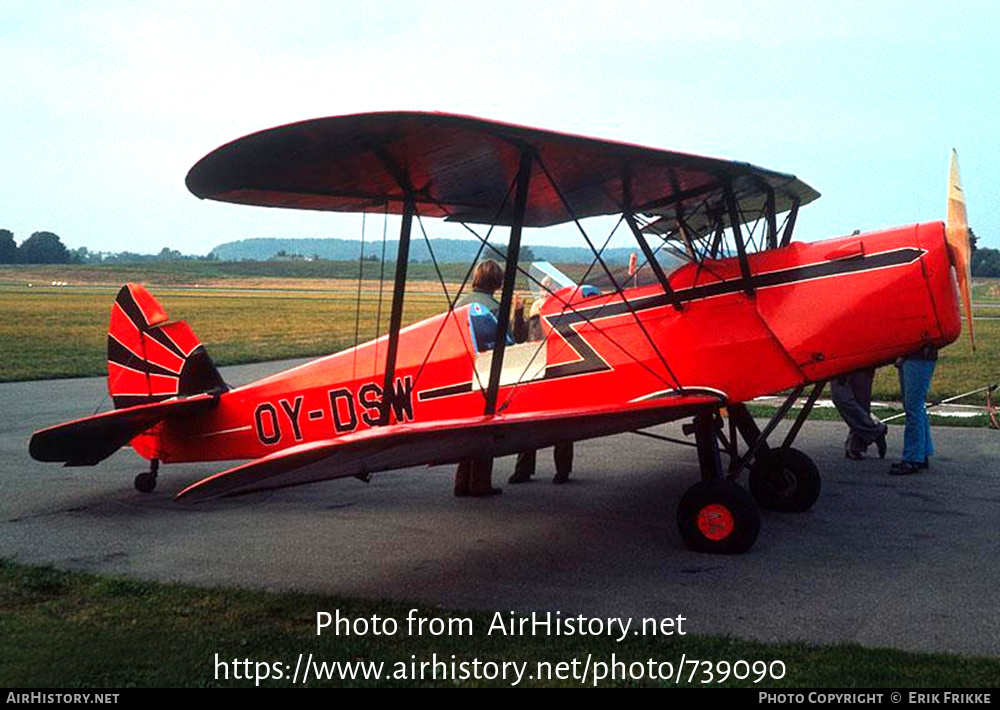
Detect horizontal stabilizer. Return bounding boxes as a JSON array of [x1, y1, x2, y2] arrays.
[[175, 394, 723, 503], [29, 394, 217, 466]]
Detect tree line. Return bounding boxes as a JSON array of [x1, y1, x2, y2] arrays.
[[3, 226, 999, 275], [0, 230, 215, 265], [968, 228, 1000, 277], [0, 230, 72, 264]]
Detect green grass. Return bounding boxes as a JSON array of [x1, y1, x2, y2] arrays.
[[2, 559, 998, 688], [0, 260, 473, 286], [1, 268, 996, 408], [745, 403, 995, 429], [971, 277, 1000, 303], [870, 319, 998, 406], [0, 284, 448, 381]]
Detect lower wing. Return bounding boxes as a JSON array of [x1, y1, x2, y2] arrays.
[[175, 393, 724, 503]]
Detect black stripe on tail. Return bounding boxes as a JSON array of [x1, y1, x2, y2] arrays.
[[107, 284, 227, 409]]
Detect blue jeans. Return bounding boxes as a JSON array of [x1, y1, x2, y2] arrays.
[[899, 358, 936, 463]]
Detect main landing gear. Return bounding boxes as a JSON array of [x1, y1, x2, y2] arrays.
[[134, 458, 160, 493], [675, 383, 825, 553]]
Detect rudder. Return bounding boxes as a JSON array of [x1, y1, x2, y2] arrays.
[[107, 283, 227, 408]]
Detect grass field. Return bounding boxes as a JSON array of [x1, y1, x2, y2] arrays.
[[0, 260, 473, 287], [0, 282, 450, 381], [746, 403, 995, 429], [2, 265, 996, 405], [871, 326, 994, 405], [2, 267, 997, 687], [2, 559, 998, 688]]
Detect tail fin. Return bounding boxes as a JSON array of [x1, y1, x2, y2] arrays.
[[107, 284, 227, 408]]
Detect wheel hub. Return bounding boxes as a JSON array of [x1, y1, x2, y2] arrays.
[[697, 504, 734, 541]]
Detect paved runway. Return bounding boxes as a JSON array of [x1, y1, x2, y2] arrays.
[[2, 360, 998, 657]]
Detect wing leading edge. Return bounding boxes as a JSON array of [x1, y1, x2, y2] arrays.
[[175, 393, 724, 503]]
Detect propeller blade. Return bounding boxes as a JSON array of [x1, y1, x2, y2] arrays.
[[946, 149, 975, 349]]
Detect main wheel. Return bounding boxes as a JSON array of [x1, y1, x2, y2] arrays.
[[134, 472, 157, 493], [677, 480, 761, 554], [748, 447, 820, 512]]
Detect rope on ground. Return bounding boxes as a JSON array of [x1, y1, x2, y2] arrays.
[[881, 382, 998, 424]]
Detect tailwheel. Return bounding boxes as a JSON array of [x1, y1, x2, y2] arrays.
[[134, 459, 159, 493], [677, 479, 760, 554], [748, 448, 820, 512]]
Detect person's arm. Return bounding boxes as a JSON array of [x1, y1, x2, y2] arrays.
[[512, 295, 527, 343]]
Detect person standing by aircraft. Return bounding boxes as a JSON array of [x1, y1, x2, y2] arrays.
[[453, 259, 526, 496], [830, 368, 887, 460], [509, 297, 574, 484], [890, 345, 939, 475]]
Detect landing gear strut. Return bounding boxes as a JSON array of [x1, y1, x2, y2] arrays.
[[134, 458, 159, 493], [676, 382, 826, 553], [723, 382, 826, 513], [676, 412, 760, 554]]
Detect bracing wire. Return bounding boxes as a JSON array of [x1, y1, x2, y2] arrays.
[[428, 203, 681, 407], [407, 176, 519, 401], [372, 202, 389, 381], [534, 153, 686, 394], [351, 212, 366, 383]]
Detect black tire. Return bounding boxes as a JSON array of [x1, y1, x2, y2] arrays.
[[676, 479, 761, 554], [748, 447, 820, 512], [134, 472, 157, 493]]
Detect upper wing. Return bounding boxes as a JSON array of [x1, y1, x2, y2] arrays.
[[30, 394, 217, 466], [186, 112, 819, 229], [175, 393, 723, 503]]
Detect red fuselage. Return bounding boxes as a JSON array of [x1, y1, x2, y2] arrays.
[[135, 222, 960, 464]]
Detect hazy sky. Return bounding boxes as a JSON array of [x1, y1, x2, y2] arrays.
[[2, 1, 997, 254]]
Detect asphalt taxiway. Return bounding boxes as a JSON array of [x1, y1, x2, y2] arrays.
[[2, 359, 998, 656]]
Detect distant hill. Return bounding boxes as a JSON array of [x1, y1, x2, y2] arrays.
[[210, 237, 679, 267]]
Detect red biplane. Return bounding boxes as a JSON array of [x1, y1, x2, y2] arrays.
[[29, 113, 973, 554]]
